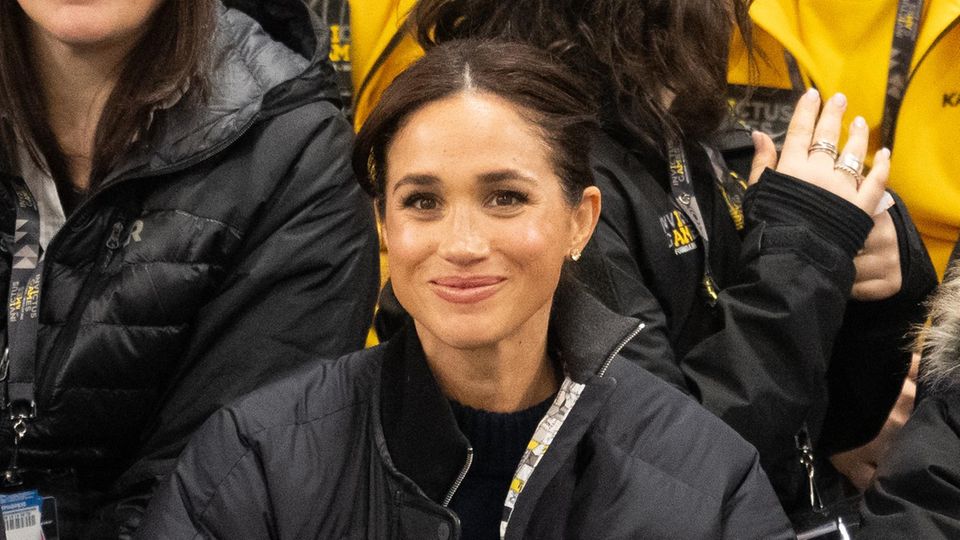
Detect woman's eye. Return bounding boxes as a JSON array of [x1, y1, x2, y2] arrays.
[[489, 191, 528, 207], [402, 193, 440, 211]]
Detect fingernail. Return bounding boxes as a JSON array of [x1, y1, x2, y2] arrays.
[[853, 116, 867, 128], [832, 93, 847, 107], [872, 192, 895, 216], [879, 147, 891, 159], [806, 88, 820, 101]]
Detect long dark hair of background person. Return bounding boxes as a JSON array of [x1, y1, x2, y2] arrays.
[[411, 0, 752, 151]]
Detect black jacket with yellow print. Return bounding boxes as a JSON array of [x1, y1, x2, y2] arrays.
[[576, 125, 936, 513]]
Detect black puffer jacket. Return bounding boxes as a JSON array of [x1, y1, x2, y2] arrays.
[[0, 1, 378, 536], [139, 280, 794, 539], [860, 271, 960, 538], [575, 128, 936, 511]]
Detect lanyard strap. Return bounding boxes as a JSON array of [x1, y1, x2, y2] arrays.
[[784, 0, 924, 150], [666, 142, 719, 305], [883, 0, 924, 148], [1, 178, 43, 487], [5, 178, 42, 416]]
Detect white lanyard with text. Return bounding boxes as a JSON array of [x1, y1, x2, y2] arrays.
[[667, 142, 719, 305], [785, 0, 923, 150], [2, 178, 43, 487]]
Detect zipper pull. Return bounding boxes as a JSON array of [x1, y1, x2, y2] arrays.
[[0, 348, 8, 407], [0, 347, 9, 383], [795, 425, 824, 512], [106, 222, 124, 250]]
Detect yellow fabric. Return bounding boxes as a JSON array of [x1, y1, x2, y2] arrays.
[[730, 0, 960, 278], [349, 0, 424, 130], [348, 1, 427, 346]]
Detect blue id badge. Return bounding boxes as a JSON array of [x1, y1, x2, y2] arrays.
[[0, 491, 58, 540]]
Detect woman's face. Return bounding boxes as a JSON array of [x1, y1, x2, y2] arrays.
[[17, 0, 165, 49], [383, 91, 599, 351]]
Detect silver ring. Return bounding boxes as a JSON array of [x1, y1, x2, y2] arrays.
[[834, 163, 865, 187], [808, 140, 839, 160], [835, 152, 865, 175]]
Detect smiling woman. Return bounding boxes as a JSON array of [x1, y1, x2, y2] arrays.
[[381, 90, 599, 412], [139, 39, 793, 539]]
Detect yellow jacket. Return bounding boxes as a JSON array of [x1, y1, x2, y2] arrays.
[[349, 0, 423, 130], [729, 0, 960, 277]]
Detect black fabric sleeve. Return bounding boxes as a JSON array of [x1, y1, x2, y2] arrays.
[[587, 165, 874, 506], [135, 407, 274, 539], [820, 190, 937, 455], [104, 110, 379, 538], [721, 451, 797, 540]]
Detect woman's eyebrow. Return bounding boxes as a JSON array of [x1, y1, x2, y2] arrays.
[[393, 174, 440, 193], [478, 170, 538, 185]]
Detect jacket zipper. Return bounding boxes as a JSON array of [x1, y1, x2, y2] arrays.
[[34, 114, 261, 408], [34, 218, 126, 407], [597, 322, 645, 378], [104, 221, 124, 251], [441, 447, 474, 507]]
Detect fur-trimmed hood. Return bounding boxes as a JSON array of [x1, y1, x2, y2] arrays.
[[920, 269, 960, 394]]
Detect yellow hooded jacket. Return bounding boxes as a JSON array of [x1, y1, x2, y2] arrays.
[[728, 0, 960, 278]]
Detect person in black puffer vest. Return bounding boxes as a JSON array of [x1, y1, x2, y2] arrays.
[[139, 39, 794, 539], [0, 0, 379, 536]]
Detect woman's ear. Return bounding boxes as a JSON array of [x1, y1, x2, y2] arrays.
[[570, 186, 601, 255]]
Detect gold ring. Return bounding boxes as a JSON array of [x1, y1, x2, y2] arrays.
[[808, 140, 839, 160]]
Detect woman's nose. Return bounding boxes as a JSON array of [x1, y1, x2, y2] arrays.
[[436, 207, 489, 266]]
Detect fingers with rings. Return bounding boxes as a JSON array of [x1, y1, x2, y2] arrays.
[[808, 93, 847, 164], [835, 115, 869, 187]]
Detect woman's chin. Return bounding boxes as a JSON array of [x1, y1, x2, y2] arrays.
[[415, 315, 504, 351]]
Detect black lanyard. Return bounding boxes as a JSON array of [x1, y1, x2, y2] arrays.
[[2, 178, 43, 486], [667, 142, 719, 305], [785, 0, 924, 150]]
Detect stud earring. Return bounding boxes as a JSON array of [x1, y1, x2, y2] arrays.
[[570, 249, 582, 262]]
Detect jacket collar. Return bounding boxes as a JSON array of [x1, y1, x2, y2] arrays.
[[378, 278, 643, 504], [98, 0, 340, 187]]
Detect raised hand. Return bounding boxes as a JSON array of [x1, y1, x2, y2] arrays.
[[749, 89, 890, 216]]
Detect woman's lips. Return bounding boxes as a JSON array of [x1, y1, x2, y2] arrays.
[[429, 276, 506, 304]]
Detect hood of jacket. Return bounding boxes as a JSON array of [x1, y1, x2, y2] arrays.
[[99, 0, 340, 186], [920, 270, 960, 394]]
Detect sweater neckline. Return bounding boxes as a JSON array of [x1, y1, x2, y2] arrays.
[[448, 395, 556, 476]]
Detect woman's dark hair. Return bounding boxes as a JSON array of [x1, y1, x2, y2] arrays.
[[354, 39, 599, 213], [411, 0, 753, 151], [0, 0, 216, 201]]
